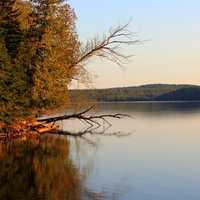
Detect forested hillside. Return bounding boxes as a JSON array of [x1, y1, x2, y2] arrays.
[[70, 84, 200, 101]]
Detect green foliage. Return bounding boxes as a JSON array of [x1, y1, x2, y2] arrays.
[[0, 0, 80, 122], [0, 0, 30, 122], [0, 37, 30, 122]]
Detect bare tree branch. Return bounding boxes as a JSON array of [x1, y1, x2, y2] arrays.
[[70, 21, 140, 72], [0, 105, 131, 143], [37, 105, 130, 128]]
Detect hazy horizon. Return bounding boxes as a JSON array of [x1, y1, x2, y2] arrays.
[[69, 0, 200, 89], [70, 83, 200, 91]]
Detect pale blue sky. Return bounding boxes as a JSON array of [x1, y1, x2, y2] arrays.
[[69, 0, 200, 88]]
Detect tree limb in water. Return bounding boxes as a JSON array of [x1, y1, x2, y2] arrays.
[[0, 106, 130, 142], [37, 106, 130, 128]]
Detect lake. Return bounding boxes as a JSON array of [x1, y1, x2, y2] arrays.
[[1, 102, 200, 200]]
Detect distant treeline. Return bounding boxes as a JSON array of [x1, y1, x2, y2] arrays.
[[70, 84, 200, 102]]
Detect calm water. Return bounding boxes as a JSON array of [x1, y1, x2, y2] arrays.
[[1, 102, 200, 200]]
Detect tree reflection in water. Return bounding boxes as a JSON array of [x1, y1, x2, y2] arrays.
[[0, 128, 129, 200], [0, 136, 102, 200]]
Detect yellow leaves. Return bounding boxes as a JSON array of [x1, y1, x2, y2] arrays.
[[14, 0, 32, 30], [1, 0, 83, 118]]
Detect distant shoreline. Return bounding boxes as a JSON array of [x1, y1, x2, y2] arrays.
[[70, 84, 200, 102], [93, 100, 200, 103]]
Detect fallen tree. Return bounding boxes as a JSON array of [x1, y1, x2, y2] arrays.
[[38, 106, 130, 126], [0, 105, 130, 142]]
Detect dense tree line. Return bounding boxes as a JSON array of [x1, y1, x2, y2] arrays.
[[0, 0, 81, 123], [70, 84, 200, 102], [0, 0, 137, 128]]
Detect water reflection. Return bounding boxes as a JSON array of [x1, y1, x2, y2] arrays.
[[72, 102, 200, 200], [0, 136, 84, 200], [0, 134, 125, 200], [97, 101, 200, 116], [1, 102, 200, 200]]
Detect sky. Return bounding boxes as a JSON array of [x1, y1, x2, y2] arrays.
[[69, 0, 200, 89]]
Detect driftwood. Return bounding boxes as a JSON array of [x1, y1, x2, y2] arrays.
[[37, 106, 130, 128], [0, 106, 130, 142]]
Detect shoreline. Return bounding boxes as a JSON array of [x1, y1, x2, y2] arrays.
[[90, 100, 200, 104]]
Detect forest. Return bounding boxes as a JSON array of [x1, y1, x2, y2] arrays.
[[0, 0, 137, 139], [70, 84, 200, 102]]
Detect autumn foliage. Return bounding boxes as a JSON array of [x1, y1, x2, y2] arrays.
[[0, 0, 81, 123], [0, 0, 137, 131]]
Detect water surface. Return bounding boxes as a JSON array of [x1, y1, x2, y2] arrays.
[[68, 102, 200, 200], [1, 102, 200, 200]]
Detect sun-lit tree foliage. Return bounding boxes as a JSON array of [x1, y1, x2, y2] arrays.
[[0, 0, 136, 125], [0, 0, 81, 123]]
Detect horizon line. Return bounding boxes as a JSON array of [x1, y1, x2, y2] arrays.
[[70, 83, 200, 90]]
